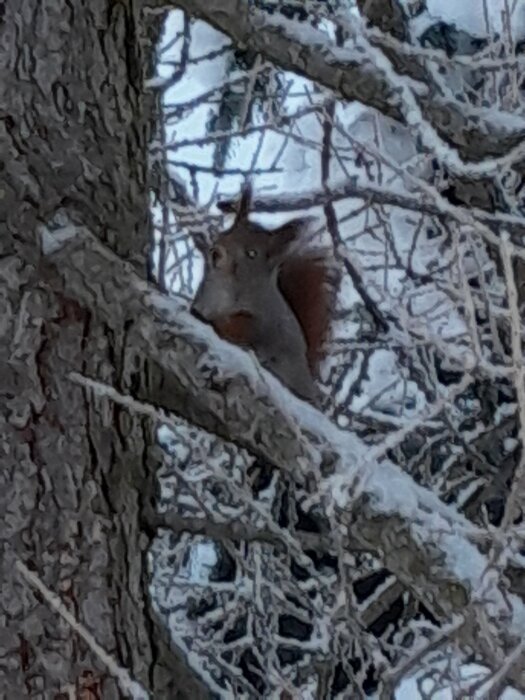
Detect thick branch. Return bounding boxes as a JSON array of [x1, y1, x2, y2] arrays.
[[249, 180, 525, 240], [41, 221, 525, 683], [147, 511, 333, 552]]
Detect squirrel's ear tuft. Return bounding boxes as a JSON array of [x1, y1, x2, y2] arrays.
[[267, 217, 311, 258], [217, 183, 253, 221], [192, 232, 211, 253], [237, 184, 252, 221]]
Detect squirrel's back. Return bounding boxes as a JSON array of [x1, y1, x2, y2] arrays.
[[278, 254, 334, 376]]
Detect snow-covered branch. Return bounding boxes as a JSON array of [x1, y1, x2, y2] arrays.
[[146, 0, 525, 166], [41, 220, 525, 685]]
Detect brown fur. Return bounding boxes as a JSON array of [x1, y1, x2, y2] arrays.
[[278, 256, 332, 375], [211, 312, 256, 346]]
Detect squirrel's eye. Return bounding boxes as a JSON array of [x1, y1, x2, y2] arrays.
[[246, 249, 258, 259]]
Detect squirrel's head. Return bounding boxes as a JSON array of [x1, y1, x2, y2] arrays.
[[192, 185, 312, 319], [195, 185, 311, 274]]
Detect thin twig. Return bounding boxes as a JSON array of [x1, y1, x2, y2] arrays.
[[15, 559, 150, 700]]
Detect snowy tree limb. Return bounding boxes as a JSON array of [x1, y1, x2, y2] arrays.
[[250, 181, 525, 241], [149, 0, 525, 165], [40, 220, 525, 686]]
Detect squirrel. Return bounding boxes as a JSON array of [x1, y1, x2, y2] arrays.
[[192, 186, 336, 403]]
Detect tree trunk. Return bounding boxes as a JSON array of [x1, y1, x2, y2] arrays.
[[0, 0, 208, 697]]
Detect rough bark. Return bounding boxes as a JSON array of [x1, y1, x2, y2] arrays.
[[1, 0, 208, 697]]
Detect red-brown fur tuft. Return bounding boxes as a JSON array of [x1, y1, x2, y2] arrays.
[[278, 256, 333, 374]]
